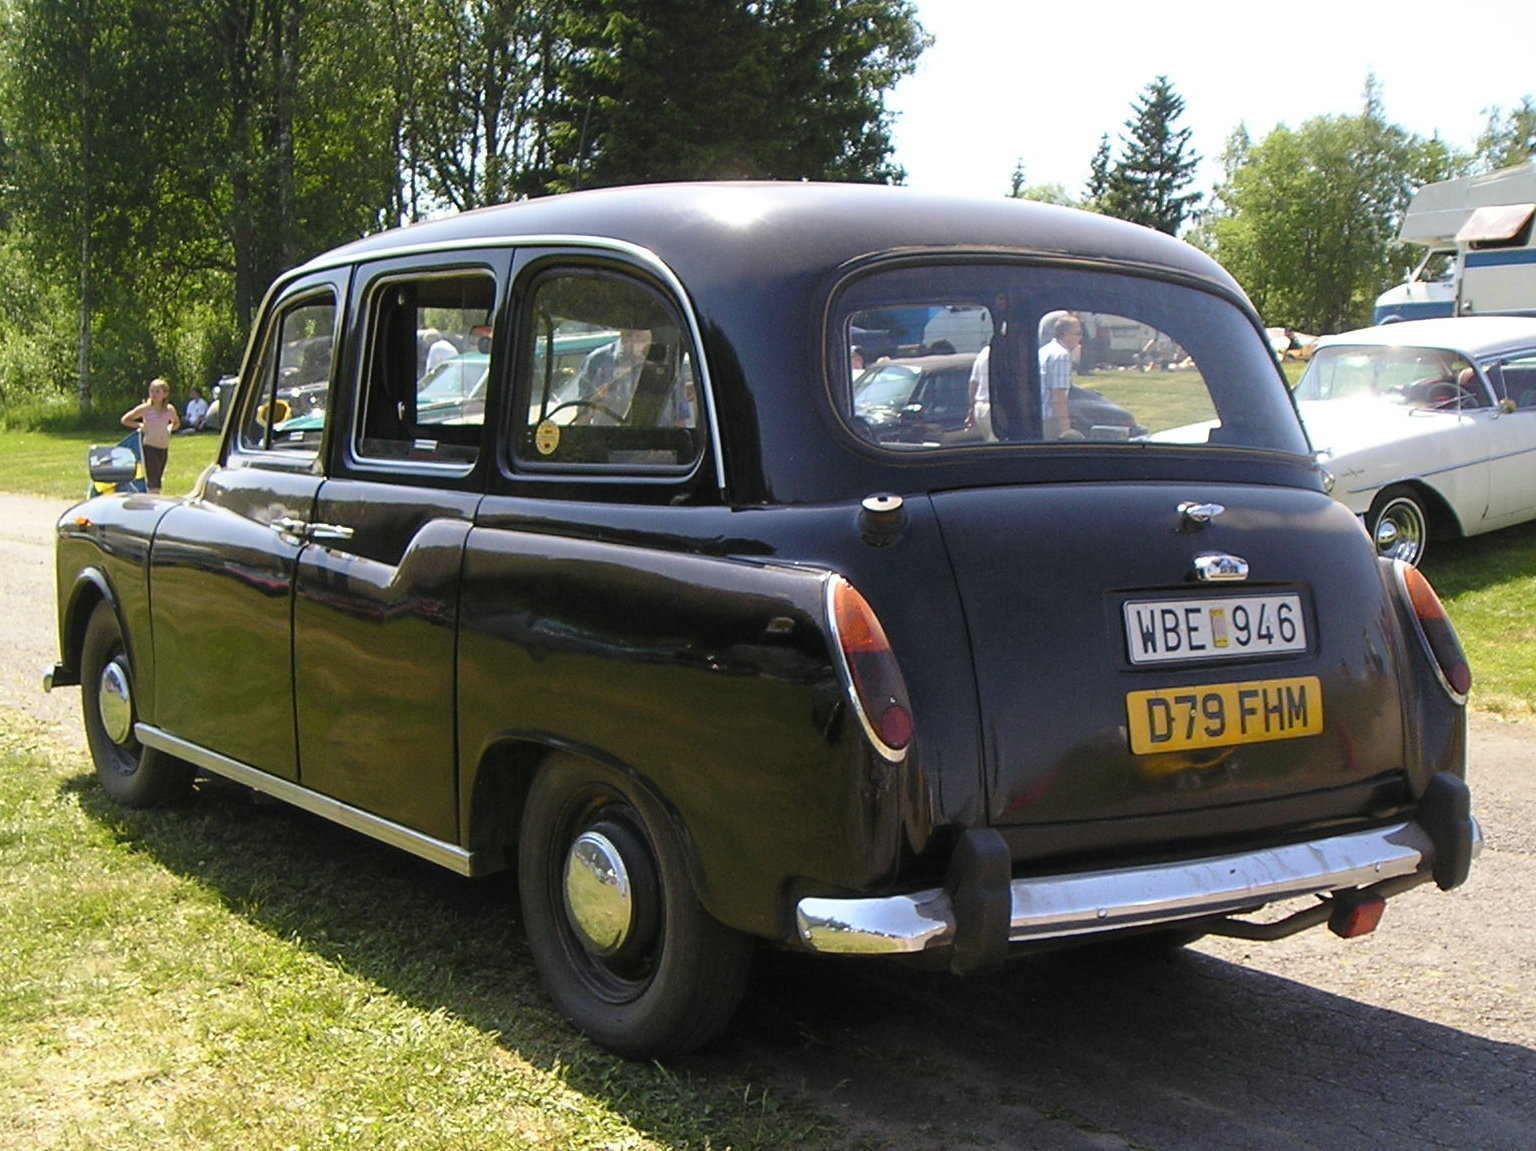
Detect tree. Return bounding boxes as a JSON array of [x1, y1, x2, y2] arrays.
[[1006, 162, 1077, 206], [1095, 76, 1201, 235], [0, 0, 931, 419], [0, 0, 186, 413], [385, 0, 575, 215], [1475, 96, 1536, 172], [0, 0, 403, 413], [1205, 79, 1462, 333], [561, 0, 928, 187], [1084, 133, 1112, 206]]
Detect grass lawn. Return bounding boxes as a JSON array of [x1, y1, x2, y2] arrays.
[[0, 428, 221, 503], [0, 714, 830, 1150]]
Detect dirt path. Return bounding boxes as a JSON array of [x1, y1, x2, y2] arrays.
[[0, 492, 81, 741], [5, 490, 1534, 1149]]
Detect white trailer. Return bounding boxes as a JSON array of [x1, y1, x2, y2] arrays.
[[1374, 162, 1536, 323]]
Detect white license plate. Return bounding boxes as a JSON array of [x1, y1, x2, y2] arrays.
[[1124, 593, 1306, 665]]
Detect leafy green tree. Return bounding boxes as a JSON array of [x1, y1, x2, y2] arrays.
[[0, 0, 174, 411], [1096, 76, 1200, 234], [385, 0, 574, 214], [0, 0, 402, 414], [561, 0, 928, 187], [1475, 96, 1536, 171], [1206, 79, 1462, 333], [0, 0, 929, 419]]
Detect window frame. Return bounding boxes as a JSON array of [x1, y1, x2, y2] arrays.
[[346, 265, 501, 478], [828, 258, 1299, 456], [503, 257, 713, 483], [229, 277, 344, 471]]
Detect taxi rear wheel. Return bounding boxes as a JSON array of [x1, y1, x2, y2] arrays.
[[1369, 487, 1429, 566], [518, 753, 752, 1058], [80, 601, 195, 808]]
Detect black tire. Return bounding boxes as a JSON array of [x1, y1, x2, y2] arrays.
[[518, 753, 752, 1058], [1369, 486, 1429, 566], [80, 601, 195, 808]]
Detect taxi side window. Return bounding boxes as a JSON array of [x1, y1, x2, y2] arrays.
[[512, 269, 703, 471], [238, 294, 336, 455], [354, 272, 497, 466]]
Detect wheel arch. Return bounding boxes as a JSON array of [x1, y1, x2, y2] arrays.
[[1370, 480, 1463, 540], [59, 567, 117, 678], [464, 737, 711, 896]]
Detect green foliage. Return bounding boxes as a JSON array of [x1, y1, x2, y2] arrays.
[[1008, 161, 1079, 207], [0, 1, 930, 426], [1094, 76, 1201, 235], [1474, 96, 1535, 171], [1204, 78, 1467, 333], [561, 0, 929, 188], [1085, 134, 1112, 206]]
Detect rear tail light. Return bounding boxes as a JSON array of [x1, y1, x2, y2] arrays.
[[1394, 561, 1472, 698], [826, 575, 914, 761]]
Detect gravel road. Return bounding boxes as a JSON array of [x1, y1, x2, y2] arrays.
[[4, 490, 1533, 1149]]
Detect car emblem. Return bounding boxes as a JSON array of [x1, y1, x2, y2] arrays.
[[1193, 552, 1250, 582]]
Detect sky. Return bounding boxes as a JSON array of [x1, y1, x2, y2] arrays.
[[887, 0, 1533, 201]]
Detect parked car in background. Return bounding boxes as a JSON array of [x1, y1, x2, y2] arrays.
[[48, 182, 1478, 1059], [1294, 316, 1536, 564], [415, 352, 490, 426], [852, 351, 1146, 445]]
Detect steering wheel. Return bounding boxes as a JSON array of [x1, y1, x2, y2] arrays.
[[1430, 385, 1480, 411], [545, 399, 625, 425]]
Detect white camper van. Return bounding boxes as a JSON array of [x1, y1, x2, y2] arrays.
[[1375, 162, 1536, 323]]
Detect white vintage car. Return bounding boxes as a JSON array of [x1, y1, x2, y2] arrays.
[[1295, 316, 1536, 564]]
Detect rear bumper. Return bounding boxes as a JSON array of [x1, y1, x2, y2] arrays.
[[795, 773, 1480, 959]]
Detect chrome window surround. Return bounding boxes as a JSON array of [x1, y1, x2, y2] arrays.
[[287, 234, 727, 495]]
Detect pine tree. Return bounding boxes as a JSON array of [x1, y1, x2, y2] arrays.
[[1084, 134, 1112, 208], [1099, 76, 1201, 235]]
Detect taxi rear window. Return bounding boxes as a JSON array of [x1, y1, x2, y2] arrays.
[[834, 264, 1306, 455]]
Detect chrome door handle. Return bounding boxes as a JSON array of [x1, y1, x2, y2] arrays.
[[269, 516, 354, 542]]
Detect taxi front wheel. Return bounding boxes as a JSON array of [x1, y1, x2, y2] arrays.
[[518, 753, 752, 1058], [80, 601, 195, 808]]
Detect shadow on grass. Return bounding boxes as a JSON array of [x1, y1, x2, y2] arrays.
[[1420, 516, 1536, 597], [66, 769, 824, 1150], [67, 767, 1536, 1151]]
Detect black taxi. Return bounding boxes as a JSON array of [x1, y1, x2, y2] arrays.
[[47, 182, 1479, 1058]]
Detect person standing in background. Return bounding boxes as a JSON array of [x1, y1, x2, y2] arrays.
[[1038, 314, 1081, 440], [120, 378, 180, 493]]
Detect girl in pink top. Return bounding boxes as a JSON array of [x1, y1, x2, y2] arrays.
[[120, 378, 181, 493]]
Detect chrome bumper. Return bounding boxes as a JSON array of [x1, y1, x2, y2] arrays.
[[795, 814, 1482, 957]]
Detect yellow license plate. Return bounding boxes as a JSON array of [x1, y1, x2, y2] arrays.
[[1126, 676, 1323, 755]]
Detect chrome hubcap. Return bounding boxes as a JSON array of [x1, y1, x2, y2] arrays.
[[97, 658, 134, 745], [563, 830, 634, 956], [1375, 502, 1424, 563]]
